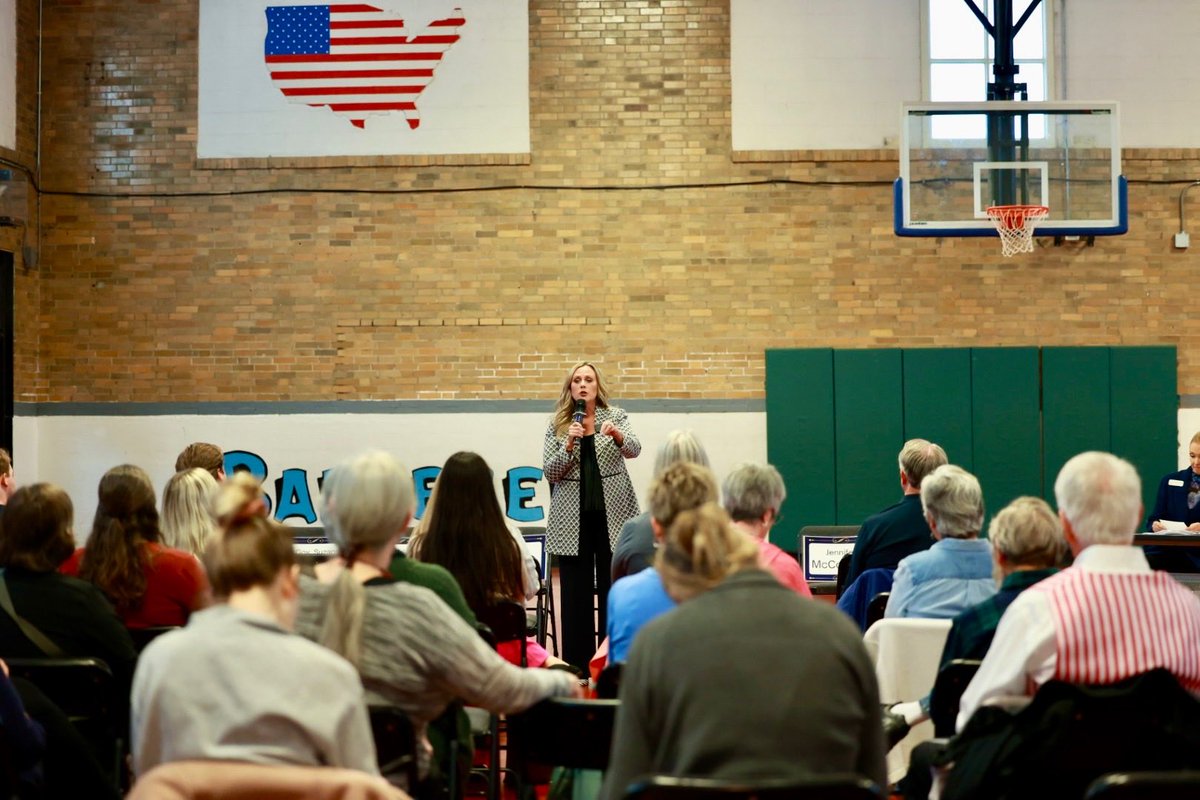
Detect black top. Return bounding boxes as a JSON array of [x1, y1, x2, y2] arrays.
[[579, 434, 605, 513], [0, 568, 137, 696], [845, 494, 933, 585]]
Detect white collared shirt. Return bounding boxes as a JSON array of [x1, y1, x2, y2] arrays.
[[956, 544, 1152, 732]]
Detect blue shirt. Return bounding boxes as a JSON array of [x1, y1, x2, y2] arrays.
[[884, 537, 995, 620], [607, 568, 676, 663]]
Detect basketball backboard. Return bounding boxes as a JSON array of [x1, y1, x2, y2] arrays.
[[895, 101, 1126, 238]]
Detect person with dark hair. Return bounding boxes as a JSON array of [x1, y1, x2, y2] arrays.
[[174, 442, 225, 481], [131, 499, 378, 779], [543, 361, 641, 670], [409, 451, 557, 667], [61, 465, 208, 628], [0, 483, 137, 770], [295, 450, 580, 788]]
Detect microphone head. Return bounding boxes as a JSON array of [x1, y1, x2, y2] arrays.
[[574, 399, 586, 415]]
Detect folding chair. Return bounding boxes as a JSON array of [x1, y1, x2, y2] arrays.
[[595, 663, 623, 699], [6, 657, 124, 786], [929, 659, 982, 738], [127, 625, 179, 654], [470, 601, 528, 800], [622, 774, 883, 800], [507, 697, 620, 789], [368, 705, 419, 794], [864, 592, 889, 629]]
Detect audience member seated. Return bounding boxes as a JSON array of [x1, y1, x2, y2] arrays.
[[611, 429, 710, 582], [845, 439, 948, 587], [0, 483, 136, 692], [174, 442, 225, 481], [160, 467, 219, 558], [0, 447, 15, 517], [722, 462, 812, 597], [294, 450, 580, 786], [408, 451, 559, 668], [213, 471, 269, 525], [890, 496, 1065, 799], [885, 464, 994, 619], [131, 506, 377, 778], [957, 451, 1200, 732], [61, 465, 209, 629], [606, 462, 718, 664], [600, 504, 885, 800]]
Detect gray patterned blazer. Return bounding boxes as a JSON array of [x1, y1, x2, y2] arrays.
[[542, 405, 641, 556]]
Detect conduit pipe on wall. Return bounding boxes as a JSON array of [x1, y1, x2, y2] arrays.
[[1176, 181, 1200, 249]]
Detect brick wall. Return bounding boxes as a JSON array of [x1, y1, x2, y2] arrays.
[[17, 0, 1200, 403]]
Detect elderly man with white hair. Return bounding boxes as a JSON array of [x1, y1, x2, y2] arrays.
[[884, 464, 995, 619], [956, 451, 1200, 732]]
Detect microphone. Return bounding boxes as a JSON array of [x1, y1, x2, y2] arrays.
[[573, 399, 586, 424]]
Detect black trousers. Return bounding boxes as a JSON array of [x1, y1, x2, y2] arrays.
[[558, 508, 612, 670]]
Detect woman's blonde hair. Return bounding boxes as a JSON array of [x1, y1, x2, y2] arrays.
[[317, 450, 415, 668], [551, 361, 609, 436], [213, 472, 265, 526], [656, 502, 759, 602], [161, 468, 219, 557]]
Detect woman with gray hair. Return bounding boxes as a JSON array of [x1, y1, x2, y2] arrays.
[[884, 464, 995, 619], [293, 450, 579, 790], [722, 462, 812, 596], [611, 429, 709, 582]]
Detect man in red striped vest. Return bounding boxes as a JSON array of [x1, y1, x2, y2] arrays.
[[957, 451, 1200, 731]]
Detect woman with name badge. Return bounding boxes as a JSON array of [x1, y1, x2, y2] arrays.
[[1145, 431, 1200, 572], [543, 361, 641, 670]]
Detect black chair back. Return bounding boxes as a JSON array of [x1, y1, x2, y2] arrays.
[[834, 553, 853, 600], [368, 706, 419, 792], [508, 698, 619, 774], [127, 626, 179, 653], [596, 663, 623, 699], [476, 601, 528, 667], [623, 774, 883, 800], [929, 659, 982, 737], [1085, 771, 1200, 799], [864, 592, 889, 629], [5, 657, 116, 725]]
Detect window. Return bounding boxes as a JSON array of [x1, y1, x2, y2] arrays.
[[923, 0, 1052, 138]]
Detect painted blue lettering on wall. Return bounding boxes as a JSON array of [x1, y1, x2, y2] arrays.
[[222, 450, 545, 525], [274, 468, 318, 524], [224, 450, 273, 516], [503, 466, 544, 523], [412, 466, 441, 519]]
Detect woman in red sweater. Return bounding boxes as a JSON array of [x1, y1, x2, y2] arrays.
[[62, 465, 209, 628]]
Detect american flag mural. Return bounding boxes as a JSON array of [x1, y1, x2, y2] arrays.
[[263, 4, 465, 130], [197, 0, 529, 159]]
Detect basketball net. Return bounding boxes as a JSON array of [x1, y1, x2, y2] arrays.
[[986, 205, 1050, 257]]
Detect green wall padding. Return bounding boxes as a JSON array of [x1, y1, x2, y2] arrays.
[[1042, 347, 1112, 503], [766, 346, 1178, 533], [765, 349, 835, 529], [1110, 346, 1178, 520], [833, 350, 904, 524], [903, 348, 974, 472], [971, 348, 1042, 523]]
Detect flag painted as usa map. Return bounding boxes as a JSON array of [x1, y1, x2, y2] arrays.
[[263, 4, 464, 130]]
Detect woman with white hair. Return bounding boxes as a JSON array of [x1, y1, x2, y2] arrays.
[[611, 429, 709, 582], [722, 462, 812, 597], [293, 450, 580, 789], [884, 464, 995, 619]]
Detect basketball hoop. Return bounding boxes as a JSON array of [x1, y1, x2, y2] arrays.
[[987, 205, 1049, 257]]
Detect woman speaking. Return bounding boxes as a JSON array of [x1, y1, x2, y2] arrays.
[[543, 361, 641, 670]]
